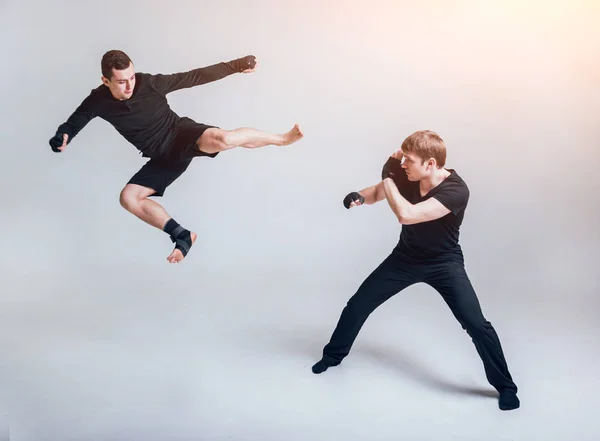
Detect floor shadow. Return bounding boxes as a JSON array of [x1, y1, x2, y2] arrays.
[[357, 344, 498, 398], [253, 327, 497, 399]]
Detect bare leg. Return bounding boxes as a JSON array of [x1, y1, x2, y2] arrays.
[[119, 184, 197, 263], [197, 124, 303, 154], [120, 184, 169, 229]]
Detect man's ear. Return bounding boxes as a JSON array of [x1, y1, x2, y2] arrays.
[[101, 76, 110, 86]]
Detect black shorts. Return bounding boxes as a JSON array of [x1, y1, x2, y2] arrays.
[[128, 117, 218, 197]]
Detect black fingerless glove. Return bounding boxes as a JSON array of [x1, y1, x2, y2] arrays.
[[233, 55, 256, 72], [343, 192, 365, 209], [381, 156, 403, 179], [49, 132, 65, 152]]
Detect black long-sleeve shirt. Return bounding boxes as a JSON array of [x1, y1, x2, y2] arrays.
[[55, 59, 245, 158]]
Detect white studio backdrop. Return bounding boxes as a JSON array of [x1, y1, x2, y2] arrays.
[[1, 1, 599, 440]]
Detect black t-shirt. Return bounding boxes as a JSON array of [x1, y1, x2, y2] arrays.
[[388, 161, 470, 263], [54, 60, 246, 159]]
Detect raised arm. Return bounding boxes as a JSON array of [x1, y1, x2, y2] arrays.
[[383, 177, 469, 225], [382, 177, 451, 224], [380, 150, 468, 224], [151, 55, 257, 95], [49, 92, 97, 152]]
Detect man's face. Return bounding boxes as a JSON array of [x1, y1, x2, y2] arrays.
[[401, 151, 431, 181], [102, 63, 136, 100]]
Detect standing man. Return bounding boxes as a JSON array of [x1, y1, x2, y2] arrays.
[[312, 130, 520, 411], [49, 50, 303, 263]]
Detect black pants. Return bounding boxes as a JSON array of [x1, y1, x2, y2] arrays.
[[321, 251, 517, 393]]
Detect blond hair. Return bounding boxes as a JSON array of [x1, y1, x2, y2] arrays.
[[401, 130, 447, 168]]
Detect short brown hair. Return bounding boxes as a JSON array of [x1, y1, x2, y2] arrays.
[[101, 50, 133, 79], [401, 130, 447, 168]]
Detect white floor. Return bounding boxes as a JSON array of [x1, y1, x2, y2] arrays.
[[1, 261, 598, 441]]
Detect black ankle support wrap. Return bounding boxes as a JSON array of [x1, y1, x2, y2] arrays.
[[169, 225, 192, 257]]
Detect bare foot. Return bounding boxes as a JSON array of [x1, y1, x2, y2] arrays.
[[167, 231, 197, 264], [281, 124, 303, 146]]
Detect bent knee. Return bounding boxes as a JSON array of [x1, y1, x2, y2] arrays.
[[119, 187, 138, 210], [119, 184, 154, 210], [345, 294, 377, 317], [209, 129, 228, 145], [198, 128, 229, 153], [463, 319, 492, 337]]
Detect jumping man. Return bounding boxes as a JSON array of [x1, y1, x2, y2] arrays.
[[49, 50, 303, 263]]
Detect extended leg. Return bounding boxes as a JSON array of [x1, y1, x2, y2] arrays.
[[425, 261, 519, 410], [197, 124, 303, 154], [313, 253, 420, 373], [119, 184, 196, 263]]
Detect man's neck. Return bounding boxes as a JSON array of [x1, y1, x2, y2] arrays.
[[420, 168, 451, 194]]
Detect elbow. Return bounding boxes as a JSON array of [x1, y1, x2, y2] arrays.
[[397, 208, 417, 225], [397, 215, 411, 225]]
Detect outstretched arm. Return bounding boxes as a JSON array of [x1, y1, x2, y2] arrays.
[[382, 178, 451, 224], [344, 152, 408, 209], [343, 181, 385, 208], [49, 93, 97, 152], [358, 181, 386, 205], [151, 55, 257, 95]]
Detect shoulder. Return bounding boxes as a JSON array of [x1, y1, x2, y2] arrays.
[[430, 170, 470, 215], [137, 71, 164, 82], [135, 72, 153, 85], [135, 72, 160, 91], [444, 170, 469, 195], [87, 84, 106, 97], [78, 84, 108, 108]]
